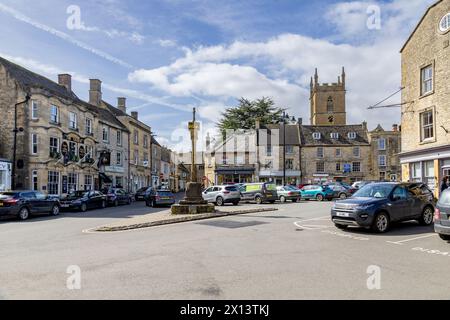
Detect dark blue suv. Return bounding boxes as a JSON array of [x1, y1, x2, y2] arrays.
[[331, 183, 435, 233]]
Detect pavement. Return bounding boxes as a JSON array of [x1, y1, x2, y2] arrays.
[[1, 199, 450, 299]]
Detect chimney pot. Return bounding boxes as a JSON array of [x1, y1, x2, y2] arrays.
[[117, 97, 126, 113], [58, 74, 72, 92], [393, 124, 399, 132], [89, 79, 102, 106], [131, 111, 138, 120]]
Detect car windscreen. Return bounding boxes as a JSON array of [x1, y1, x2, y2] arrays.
[[225, 186, 238, 191], [439, 190, 450, 206], [265, 184, 276, 191], [353, 184, 395, 198]]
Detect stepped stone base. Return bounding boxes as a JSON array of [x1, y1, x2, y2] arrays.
[[171, 203, 216, 215]]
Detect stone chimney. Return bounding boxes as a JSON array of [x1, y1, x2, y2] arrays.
[[362, 121, 368, 131], [58, 74, 72, 92], [131, 111, 138, 120], [89, 79, 102, 106], [392, 124, 399, 132], [117, 97, 126, 113]]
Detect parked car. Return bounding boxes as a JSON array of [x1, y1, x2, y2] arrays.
[[351, 181, 377, 190], [0, 191, 61, 220], [434, 189, 450, 241], [300, 185, 335, 201], [276, 185, 301, 203], [331, 182, 435, 233], [145, 190, 176, 207], [60, 190, 107, 212], [202, 185, 241, 206], [105, 188, 132, 206], [325, 183, 353, 199], [135, 187, 153, 201], [239, 183, 278, 204], [297, 183, 310, 190]]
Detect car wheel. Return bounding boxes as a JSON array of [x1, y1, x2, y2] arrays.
[[18, 207, 30, 221], [280, 196, 286, 203], [216, 197, 224, 206], [339, 193, 347, 200], [418, 206, 434, 226], [372, 212, 390, 233], [316, 194, 324, 202], [335, 223, 348, 230], [114, 199, 119, 207], [439, 234, 450, 241], [255, 196, 263, 205], [51, 205, 60, 216], [80, 203, 87, 212]]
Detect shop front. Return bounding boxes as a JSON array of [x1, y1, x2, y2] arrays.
[[0, 159, 12, 191], [214, 167, 255, 185], [259, 170, 301, 186]]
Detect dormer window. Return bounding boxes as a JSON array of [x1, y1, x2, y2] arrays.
[[348, 132, 356, 140], [312, 132, 321, 140], [330, 132, 339, 139]]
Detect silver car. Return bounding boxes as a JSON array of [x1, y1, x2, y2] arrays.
[[202, 185, 241, 206]]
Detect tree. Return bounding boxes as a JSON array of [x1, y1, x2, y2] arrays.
[[218, 97, 285, 132]]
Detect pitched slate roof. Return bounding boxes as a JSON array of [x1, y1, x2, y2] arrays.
[[300, 124, 369, 146], [0, 56, 78, 100], [151, 136, 161, 147]]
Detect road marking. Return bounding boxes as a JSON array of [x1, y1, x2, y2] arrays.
[[321, 230, 370, 241], [386, 234, 438, 245], [294, 222, 330, 230]]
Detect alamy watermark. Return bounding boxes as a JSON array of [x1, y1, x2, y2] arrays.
[[66, 265, 81, 290], [366, 265, 381, 290], [366, 5, 381, 30]]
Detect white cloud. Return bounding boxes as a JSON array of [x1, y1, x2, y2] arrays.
[[156, 39, 177, 48]]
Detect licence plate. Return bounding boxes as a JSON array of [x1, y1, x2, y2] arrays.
[[161, 197, 170, 200], [336, 212, 350, 218], [61, 204, 70, 208]]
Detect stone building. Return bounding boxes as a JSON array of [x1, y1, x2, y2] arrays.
[[107, 99, 152, 192], [368, 124, 401, 182], [151, 136, 162, 188], [399, 0, 450, 196], [87, 80, 130, 191], [0, 57, 101, 195], [257, 122, 302, 185], [160, 146, 171, 189]]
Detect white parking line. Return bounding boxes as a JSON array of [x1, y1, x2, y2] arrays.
[[386, 233, 438, 245]]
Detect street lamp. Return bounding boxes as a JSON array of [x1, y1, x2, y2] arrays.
[[281, 111, 290, 186], [12, 93, 31, 190]]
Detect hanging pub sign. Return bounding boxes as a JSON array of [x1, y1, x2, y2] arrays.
[[99, 151, 111, 166], [79, 146, 85, 160]]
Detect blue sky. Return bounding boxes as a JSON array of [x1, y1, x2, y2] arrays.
[[0, 0, 436, 151]]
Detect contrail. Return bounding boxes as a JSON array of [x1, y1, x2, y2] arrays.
[[0, 3, 133, 69]]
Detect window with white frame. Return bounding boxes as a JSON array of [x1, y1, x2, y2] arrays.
[[31, 133, 38, 155], [68, 173, 78, 192], [378, 155, 387, 167], [353, 147, 360, 157], [352, 162, 361, 172], [286, 145, 294, 154], [317, 147, 324, 158], [32, 170, 38, 191], [102, 126, 109, 143], [31, 100, 39, 119], [49, 137, 59, 157], [330, 132, 339, 139], [134, 130, 139, 145], [316, 161, 325, 173], [116, 152, 122, 166], [84, 175, 93, 191], [266, 145, 272, 156], [421, 65, 433, 95], [312, 132, 321, 140], [348, 132, 356, 140], [420, 110, 434, 141], [440, 13, 450, 32], [143, 135, 148, 148], [47, 171, 60, 195], [411, 162, 422, 182], [85, 118, 92, 135], [117, 130, 122, 146], [50, 105, 59, 123], [378, 138, 386, 150], [134, 150, 139, 165], [69, 112, 77, 129]]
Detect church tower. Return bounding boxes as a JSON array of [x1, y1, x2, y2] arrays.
[[310, 67, 347, 126]]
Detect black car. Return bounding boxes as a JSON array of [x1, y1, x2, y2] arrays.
[[145, 190, 176, 207], [135, 187, 153, 201], [60, 191, 107, 212], [0, 191, 61, 220], [105, 188, 132, 206], [331, 182, 435, 233]]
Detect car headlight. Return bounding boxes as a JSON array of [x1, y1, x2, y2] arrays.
[[356, 204, 374, 210]]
